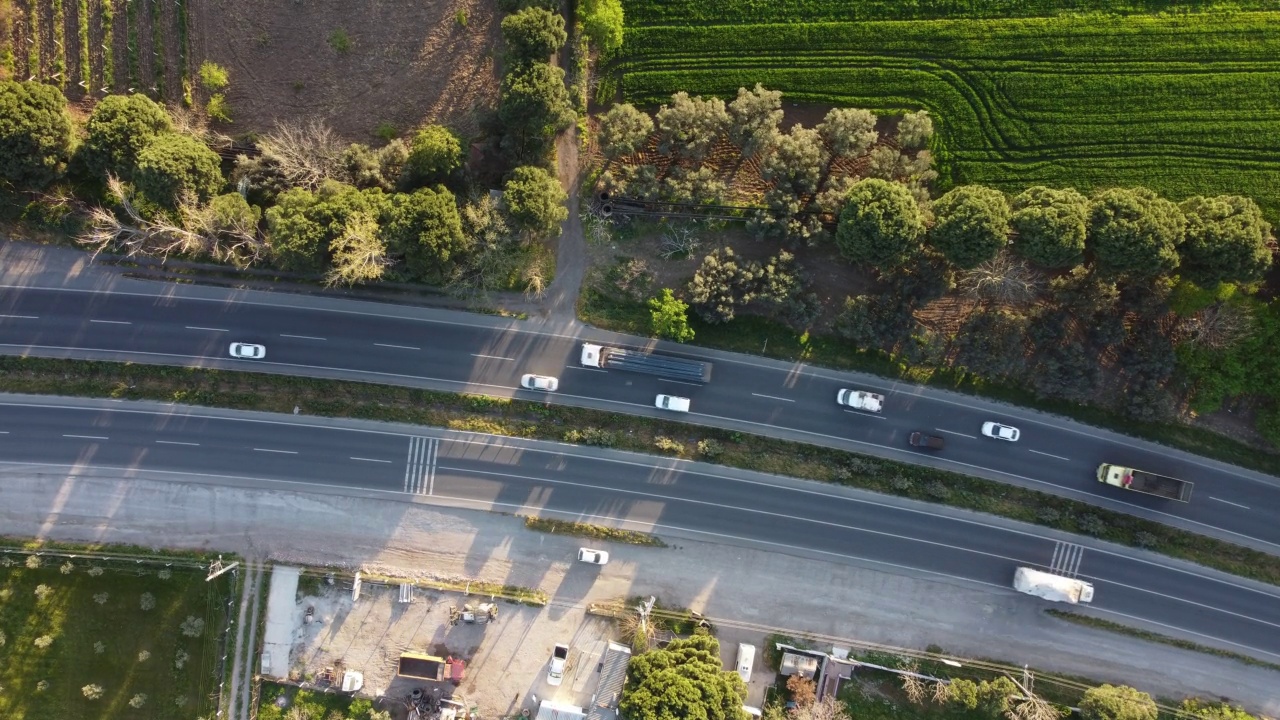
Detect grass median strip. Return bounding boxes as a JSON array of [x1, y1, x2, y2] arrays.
[[2, 356, 1279, 587], [523, 516, 667, 547], [1044, 609, 1280, 674]]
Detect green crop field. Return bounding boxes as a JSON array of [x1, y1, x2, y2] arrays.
[[617, 6, 1280, 220], [0, 553, 232, 720]]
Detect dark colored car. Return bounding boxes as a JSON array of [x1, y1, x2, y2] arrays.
[[909, 432, 945, 450]]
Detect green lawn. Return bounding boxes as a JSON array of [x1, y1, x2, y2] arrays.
[[0, 552, 231, 720], [617, 8, 1280, 220]]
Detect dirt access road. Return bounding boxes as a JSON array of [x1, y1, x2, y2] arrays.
[[1, 467, 1278, 716]]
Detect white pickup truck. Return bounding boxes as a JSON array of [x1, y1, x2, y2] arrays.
[[836, 388, 885, 413]]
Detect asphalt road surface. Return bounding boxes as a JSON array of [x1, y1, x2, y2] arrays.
[[3, 398, 1279, 661], [1, 286, 1279, 554]]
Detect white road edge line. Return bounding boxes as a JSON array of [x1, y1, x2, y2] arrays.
[[63, 434, 108, 440], [89, 319, 132, 325], [842, 409, 886, 420], [185, 326, 229, 332], [751, 393, 795, 403], [471, 353, 515, 361], [1027, 449, 1071, 461], [252, 448, 298, 454], [156, 440, 200, 446], [1209, 496, 1251, 510], [374, 343, 420, 351], [350, 457, 392, 463], [280, 334, 327, 341], [934, 428, 978, 439], [0, 314, 39, 319]]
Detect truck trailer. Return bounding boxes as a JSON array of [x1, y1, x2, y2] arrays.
[[1013, 567, 1094, 604], [1096, 463, 1193, 502], [580, 343, 712, 383]]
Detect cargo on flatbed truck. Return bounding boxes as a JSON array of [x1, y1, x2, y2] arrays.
[[1013, 567, 1094, 604], [1097, 463, 1193, 502], [580, 343, 712, 383]]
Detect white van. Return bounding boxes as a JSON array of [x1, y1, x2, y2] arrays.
[[655, 394, 691, 412], [736, 643, 756, 684]]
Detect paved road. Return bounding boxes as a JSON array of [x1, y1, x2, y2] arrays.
[[1, 285, 1279, 554], [3, 397, 1279, 660]]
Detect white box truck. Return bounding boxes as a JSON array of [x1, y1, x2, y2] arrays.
[[735, 643, 755, 684], [1013, 567, 1094, 604]]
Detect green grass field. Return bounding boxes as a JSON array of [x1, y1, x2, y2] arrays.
[[618, 7, 1280, 220], [0, 553, 231, 720]]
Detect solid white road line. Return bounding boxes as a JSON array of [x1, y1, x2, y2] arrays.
[[185, 326, 229, 332], [350, 457, 392, 464], [156, 440, 200, 446], [935, 428, 978, 439], [89, 319, 132, 325], [252, 448, 298, 454], [751, 393, 795, 403], [842, 409, 886, 420], [63, 434, 108, 440], [1027, 449, 1071, 461], [471, 353, 515, 361], [374, 343, 420, 351], [1209, 496, 1251, 510], [0, 314, 39, 319], [280, 334, 327, 341]]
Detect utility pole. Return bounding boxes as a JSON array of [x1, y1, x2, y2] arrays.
[[637, 596, 656, 638], [206, 555, 240, 582]]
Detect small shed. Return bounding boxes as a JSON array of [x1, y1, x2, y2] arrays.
[[780, 652, 820, 679]]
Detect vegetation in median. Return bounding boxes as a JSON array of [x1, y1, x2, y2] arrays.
[[2, 356, 1279, 589], [1043, 609, 1280, 674], [523, 516, 667, 546]]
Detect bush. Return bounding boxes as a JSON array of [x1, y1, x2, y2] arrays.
[[649, 288, 695, 342], [1076, 513, 1106, 537], [563, 427, 618, 447], [654, 436, 684, 454], [697, 438, 723, 459], [198, 61, 229, 91]]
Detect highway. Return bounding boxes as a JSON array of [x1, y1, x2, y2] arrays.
[[2, 285, 1278, 551], [3, 397, 1279, 660]]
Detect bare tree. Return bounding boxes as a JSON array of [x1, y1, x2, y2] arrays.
[[932, 680, 951, 704], [1007, 693, 1062, 720], [957, 252, 1042, 306], [789, 695, 850, 720], [900, 662, 927, 705], [79, 176, 265, 266], [1178, 302, 1254, 350], [660, 223, 701, 259], [257, 120, 347, 190]]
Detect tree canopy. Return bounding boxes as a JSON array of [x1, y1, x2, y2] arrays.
[[599, 103, 654, 161], [655, 92, 729, 161], [503, 165, 567, 239], [818, 107, 878, 158], [897, 110, 933, 149], [383, 186, 468, 282], [0, 80, 75, 189], [835, 178, 926, 269], [619, 635, 746, 720], [1079, 685, 1158, 720], [404, 125, 463, 187], [265, 181, 390, 274], [649, 288, 695, 342], [1089, 187, 1185, 278], [727, 84, 783, 159], [1178, 194, 1274, 285], [929, 184, 1011, 269], [762, 124, 827, 197], [1009, 186, 1089, 268], [134, 133, 224, 208], [501, 7, 567, 64], [498, 62, 575, 164], [79, 94, 173, 180], [580, 0, 624, 56]]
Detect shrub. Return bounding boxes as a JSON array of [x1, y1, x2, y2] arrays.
[[404, 125, 463, 186], [34, 583, 53, 600], [328, 29, 351, 53], [198, 61, 229, 91], [82, 684, 104, 700], [1036, 507, 1061, 524], [925, 481, 952, 500], [649, 288, 695, 342], [654, 436, 684, 454], [206, 94, 232, 123], [563, 427, 618, 447], [180, 615, 205, 637], [34, 635, 54, 649], [1076, 513, 1106, 536], [140, 592, 156, 610], [697, 438, 723, 459]]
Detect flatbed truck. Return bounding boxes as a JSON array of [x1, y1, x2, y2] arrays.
[[1097, 463, 1193, 502], [580, 343, 712, 383]]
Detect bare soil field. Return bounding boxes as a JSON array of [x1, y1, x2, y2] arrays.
[[193, 0, 502, 141]]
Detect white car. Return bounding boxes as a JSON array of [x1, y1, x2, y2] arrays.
[[547, 644, 569, 686], [521, 374, 559, 392], [655, 394, 690, 412], [981, 422, 1020, 442], [229, 342, 265, 359], [577, 548, 609, 565]]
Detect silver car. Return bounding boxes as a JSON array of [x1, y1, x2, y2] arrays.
[[229, 342, 266, 359], [521, 374, 559, 392]]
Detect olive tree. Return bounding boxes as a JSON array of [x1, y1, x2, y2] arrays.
[[0, 80, 75, 189], [1178, 194, 1273, 285], [817, 107, 878, 158], [727, 84, 783, 159], [598, 103, 653, 160], [834, 178, 926, 269], [929, 185, 1011, 269], [762, 124, 828, 197], [1089, 187, 1185, 278], [79, 94, 173, 180], [1009, 186, 1089, 268], [896, 109, 934, 149], [655, 92, 729, 161]]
